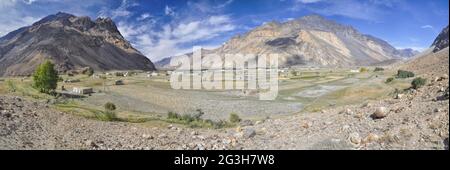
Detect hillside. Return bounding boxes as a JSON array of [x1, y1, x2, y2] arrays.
[[157, 15, 418, 69], [0, 12, 155, 76]]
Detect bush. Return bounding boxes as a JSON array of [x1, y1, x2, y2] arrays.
[[374, 67, 384, 72], [97, 111, 117, 121], [229, 113, 241, 123], [5, 79, 16, 92], [411, 77, 426, 89], [104, 102, 116, 111], [385, 77, 394, 83], [32, 60, 59, 94], [167, 111, 181, 120], [166, 110, 233, 129], [359, 67, 369, 72], [82, 67, 94, 76], [397, 70, 414, 78]]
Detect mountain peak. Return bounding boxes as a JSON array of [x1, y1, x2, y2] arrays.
[[0, 12, 155, 76], [300, 14, 327, 21]]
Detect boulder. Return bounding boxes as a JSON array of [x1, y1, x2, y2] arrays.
[[372, 107, 388, 119]]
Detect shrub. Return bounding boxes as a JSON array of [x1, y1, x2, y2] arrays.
[[359, 67, 369, 72], [374, 67, 384, 72], [411, 77, 426, 89], [104, 102, 116, 111], [167, 111, 181, 120], [166, 110, 233, 129], [229, 113, 241, 123], [5, 79, 16, 92], [32, 60, 59, 94], [82, 67, 94, 76], [385, 77, 394, 83], [192, 109, 205, 120], [396, 70, 414, 78], [99, 111, 117, 121]]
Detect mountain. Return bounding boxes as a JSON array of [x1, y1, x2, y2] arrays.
[[431, 25, 449, 53], [158, 15, 418, 69], [395, 48, 420, 58], [0, 12, 155, 76]]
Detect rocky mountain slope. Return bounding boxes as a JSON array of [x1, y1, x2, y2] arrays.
[[157, 15, 418, 69], [432, 26, 449, 53], [0, 12, 155, 76]]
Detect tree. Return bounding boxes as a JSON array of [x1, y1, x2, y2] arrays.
[[397, 70, 414, 78], [104, 102, 116, 111], [411, 77, 426, 89], [32, 60, 59, 94]]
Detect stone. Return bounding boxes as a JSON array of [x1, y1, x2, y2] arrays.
[[340, 108, 353, 115], [239, 120, 254, 126], [349, 133, 361, 145], [395, 94, 404, 99], [238, 128, 256, 139], [142, 134, 153, 139], [363, 133, 379, 143], [255, 121, 263, 125], [372, 107, 388, 119]]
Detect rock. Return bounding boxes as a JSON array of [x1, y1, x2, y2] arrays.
[[434, 108, 441, 113], [255, 120, 263, 125], [395, 94, 404, 99], [301, 121, 312, 128], [340, 108, 353, 115], [85, 140, 97, 148], [235, 126, 243, 133], [191, 131, 198, 136], [238, 128, 256, 139], [372, 107, 388, 119], [239, 120, 254, 126], [363, 133, 379, 143], [349, 133, 361, 145], [142, 134, 153, 139], [342, 125, 350, 131]]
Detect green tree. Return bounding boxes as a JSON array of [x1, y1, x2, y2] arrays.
[[229, 113, 241, 123], [32, 60, 59, 94], [411, 77, 426, 89]]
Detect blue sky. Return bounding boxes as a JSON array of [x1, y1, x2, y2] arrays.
[[0, 0, 448, 61]]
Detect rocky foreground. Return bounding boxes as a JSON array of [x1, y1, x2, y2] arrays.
[[0, 74, 448, 150]]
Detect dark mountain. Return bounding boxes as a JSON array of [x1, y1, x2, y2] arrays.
[[432, 25, 449, 53], [0, 12, 155, 76]]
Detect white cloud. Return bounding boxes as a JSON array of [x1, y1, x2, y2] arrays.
[[208, 15, 231, 25], [165, 5, 175, 17], [98, 0, 138, 19], [421, 25, 433, 29], [23, 0, 38, 5], [137, 13, 151, 21], [291, 0, 390, 21], [117, 13, 236, 61], [296, 0, 323, 3]]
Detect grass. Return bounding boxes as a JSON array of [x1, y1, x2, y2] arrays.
[[3, 78, 54, 100], [166, 110, 235, 129]]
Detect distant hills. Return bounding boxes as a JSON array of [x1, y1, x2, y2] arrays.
[[0, 12, 155, 76], [156, 15, 418, 69]]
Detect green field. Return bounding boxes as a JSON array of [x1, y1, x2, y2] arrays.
[[0, 67, 413, 127]]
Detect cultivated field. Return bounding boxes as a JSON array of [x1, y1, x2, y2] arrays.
[[0, 67, 410, 124]]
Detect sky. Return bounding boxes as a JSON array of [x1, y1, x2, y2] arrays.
[[0, 0, 448, 61]]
